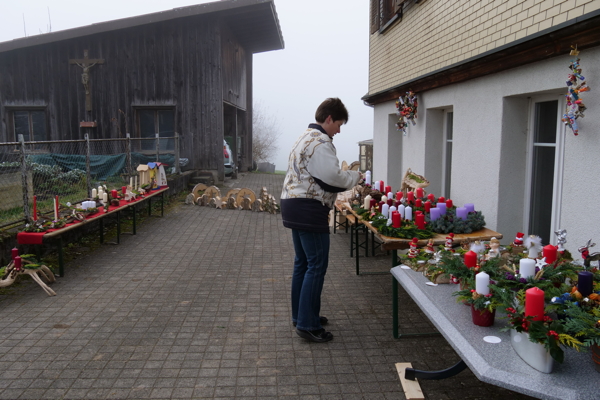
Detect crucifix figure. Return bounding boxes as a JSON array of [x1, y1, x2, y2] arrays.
[[69, 50, 104, 111]]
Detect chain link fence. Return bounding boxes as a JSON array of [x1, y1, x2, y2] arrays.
[[0, 133, 181, 230]]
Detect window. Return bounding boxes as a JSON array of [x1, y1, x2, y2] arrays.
[[526, 98, 564, 245], [10, 109, 47, 142], [443, 111, 453, 199], [136, 108, 175, 151], [370, 0, 403, 34]]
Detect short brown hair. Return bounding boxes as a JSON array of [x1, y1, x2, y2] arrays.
[[315, 98, 349, 124]]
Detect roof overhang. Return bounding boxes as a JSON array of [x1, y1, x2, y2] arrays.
[[362, 11, 600, 106], [0, 0, 284, 54]]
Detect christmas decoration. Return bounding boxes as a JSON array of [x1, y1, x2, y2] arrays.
[[395, 90, 418, 135], [562, 49, 590, 136]]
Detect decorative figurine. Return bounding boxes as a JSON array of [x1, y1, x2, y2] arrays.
[[408, 238, 419, 258], [445, 233, 454, 252], [555, 229, 567, 252]]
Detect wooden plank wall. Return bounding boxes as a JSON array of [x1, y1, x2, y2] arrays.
[[0, 14, 253, 175]]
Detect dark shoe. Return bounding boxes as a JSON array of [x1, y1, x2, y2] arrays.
[[293, 316, 328, 327], [296, 328, 333, 343]]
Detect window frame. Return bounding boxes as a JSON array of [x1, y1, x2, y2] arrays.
[[6, 106, 48, 143], [371, 0, 404, 34], [133, 106, 176, 153], [442, 110, 453, 199], [523, 94, 565, 243]]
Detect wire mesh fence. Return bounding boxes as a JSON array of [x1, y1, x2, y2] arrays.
[[0, 133, 180, 230]]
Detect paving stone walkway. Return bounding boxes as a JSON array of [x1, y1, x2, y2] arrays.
[[0, 172, 535, 399]]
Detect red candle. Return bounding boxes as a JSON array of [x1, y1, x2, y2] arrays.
[[392, 211, 401, 228], [387, 198, 393, 206], [464, 251, 477, 268], [407, 191, 414, 203], [427, 193, 436, 201], [55, 195, 60, 220], [445, 199, 453, 208], [14, 256, 21, 271], [396, 191, 403, 201], [416, 188, 424, 198], [415, 213, 425, 229], [543, 244, 557, 264], [438, 196, 445, 203], [122, 186, 127, 195], [525, 287, 545, 321], [424, 200, 431, 212], [111, 190, 119, 200], [369, 198, 377, 210], [384, 185, 392, 195], [379, 181, 385, 192], [11, 247, 19, 260], [415, 199, 422, 208], [378, 201, 384, 213], [33, 195, 37, 221]]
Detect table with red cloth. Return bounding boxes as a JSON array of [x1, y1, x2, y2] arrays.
[[17, 187, 168, 276]]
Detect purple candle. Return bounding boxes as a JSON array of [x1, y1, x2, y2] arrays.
[[464, 203, 475, 213], [456, 207, 468, 220], [578, 271, 594, 298], [436, 202, 447, 215], [430, 208, 441, 221]]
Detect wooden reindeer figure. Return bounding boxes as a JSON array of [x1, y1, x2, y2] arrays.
[[578, 239, 600, 268]]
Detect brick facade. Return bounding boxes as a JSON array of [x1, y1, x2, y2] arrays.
[[369, 0, 600, 95]]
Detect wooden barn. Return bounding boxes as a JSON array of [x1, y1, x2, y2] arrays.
[[0, 0, 284, 181]]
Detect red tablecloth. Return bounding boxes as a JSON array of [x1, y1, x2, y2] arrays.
[[17, 194, 153, 245]]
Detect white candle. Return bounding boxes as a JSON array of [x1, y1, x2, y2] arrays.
[[98, 186, 102, 194], [53, 198, 58, 221], [398, 204, 405, 219], [363, 194, 371, 209], [365, 171, 371, 185], [92, 188, 97, 198], [374, 181, 380, 191], [475, 272, 490, 295], [135, 176, 138, 189], [405, 205, 413, 221], [520, 258, 536, 279], [387, 192, 393, 199], [103, 192, 108, 203], [381, 195, 388, 203], [382, 204, 389, 219], [389, 206, 397, 215], [130, 177, 133, 188]]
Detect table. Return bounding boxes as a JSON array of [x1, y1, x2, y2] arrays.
[[337, 203, 502, 275], [17, 187, 167, 276], [391, 266, 597, 400]]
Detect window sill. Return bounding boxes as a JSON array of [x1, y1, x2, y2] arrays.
[[379, 14, 401, 34]]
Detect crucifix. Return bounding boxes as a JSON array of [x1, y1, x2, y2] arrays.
[[69, 50, 104, 112]]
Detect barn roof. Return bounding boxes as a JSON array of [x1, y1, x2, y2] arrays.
[[0, 0, 284, 54]]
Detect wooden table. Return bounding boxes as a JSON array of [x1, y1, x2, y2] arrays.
[[17, 187, 168, 276], [337, 202, 502, 275], [391, 265, 597, 399]]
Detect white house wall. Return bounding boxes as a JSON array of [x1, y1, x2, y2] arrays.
[[371, 46, 600, 255]]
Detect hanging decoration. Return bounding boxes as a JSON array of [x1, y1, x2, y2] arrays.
[[395, 90, 418, 135], [562, 46, 590, 136]]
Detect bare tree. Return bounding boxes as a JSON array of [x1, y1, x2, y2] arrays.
[[252, 100, 281, 167]]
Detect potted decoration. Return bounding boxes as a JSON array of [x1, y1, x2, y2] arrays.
[[453, 273, 501, 326], [496, 288, 581, 372]]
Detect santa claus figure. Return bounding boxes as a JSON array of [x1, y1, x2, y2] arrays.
[[513, 232, 525, 247], [408, 238, 419, 258], [425, 238, 435, 254], [445, 233, 454, 252]]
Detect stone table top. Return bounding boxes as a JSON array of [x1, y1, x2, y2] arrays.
[[391, 266, 597, 400]]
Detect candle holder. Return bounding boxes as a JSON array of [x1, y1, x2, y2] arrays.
[[510, 330, 554, 373], [471, 305, 495, 327]]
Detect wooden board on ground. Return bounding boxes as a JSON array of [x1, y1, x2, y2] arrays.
[[395, 363, 424, 400]]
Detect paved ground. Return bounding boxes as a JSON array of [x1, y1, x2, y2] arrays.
[[0, 172, 535, 399]]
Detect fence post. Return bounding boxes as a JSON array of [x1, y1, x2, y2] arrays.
[[154, 133, 159, 162], [126, 133, 132, 177], [174, 132, 181, 174], [19, 134, 31, 221], [85, 133, 92, 197]]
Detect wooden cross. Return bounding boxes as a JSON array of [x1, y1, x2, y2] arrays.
[[69, 50, 104, 111]]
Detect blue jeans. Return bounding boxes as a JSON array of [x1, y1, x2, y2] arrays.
[[291, 229, 330, 331]]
